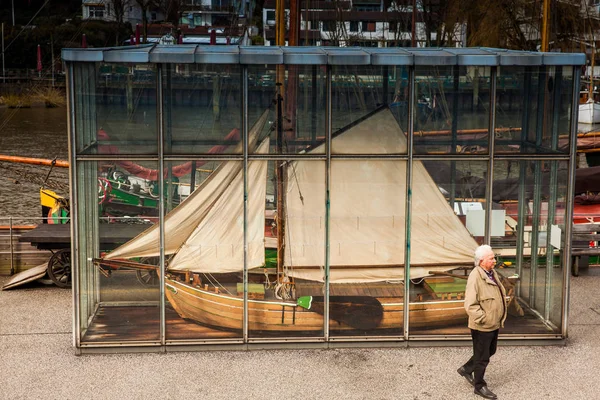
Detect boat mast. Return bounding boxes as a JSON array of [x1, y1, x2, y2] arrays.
[[275, 86, 286, 284], [274, 0, 300, 286], [275, 0, 286, 283], [541, 0, 550, 52]]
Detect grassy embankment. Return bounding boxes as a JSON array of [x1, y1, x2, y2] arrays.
[[0, 87, 66, 108]]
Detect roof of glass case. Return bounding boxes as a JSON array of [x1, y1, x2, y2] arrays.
[[62, 45, 585, 66]]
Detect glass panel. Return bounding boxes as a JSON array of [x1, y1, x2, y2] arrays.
[[414, 66, 491, 155], [494, 66, 568, 155], [329, 160, 404, 337], [409, 160, 486, 335], [413, 66, 454, 154], [248, 65, 327, 155], [78, 160, 160, 344], [249, 160, 325, 338], [283, 64, 326, 153], [495, 66, 538, 154], [491, 160, 568, 335], [554, 66, 574, 154], [164, 160, 244, 340], [390, 65, 410, 135], [76, 63, 158, 155], [248, 65, 279, 152], [163, 64, 242, 155], [548, 161, 567, 331], [332, 65, 401, 154]]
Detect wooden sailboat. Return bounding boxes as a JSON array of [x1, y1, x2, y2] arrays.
[[96, 105, 500, 333]]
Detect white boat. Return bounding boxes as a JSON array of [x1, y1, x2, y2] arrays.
[[579, 99, 600, 124]]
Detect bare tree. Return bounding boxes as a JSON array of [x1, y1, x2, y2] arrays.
[[386, 1, 421, 47], [440, 0, 591, 50], [108, 0, 132, 45], [134, 0, 159, 43], [157, 0, 184, 36], [323, 0, 350, 46]]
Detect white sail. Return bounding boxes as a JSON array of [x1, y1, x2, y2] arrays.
[[105, 110, 270, 260], [168, 137, 269, 272], [284, 108, 478, 283]]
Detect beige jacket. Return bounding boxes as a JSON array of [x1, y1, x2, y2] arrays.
[[464, 266, 508, 332]]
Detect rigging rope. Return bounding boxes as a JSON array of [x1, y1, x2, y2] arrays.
[[202, 272, 233, 296]]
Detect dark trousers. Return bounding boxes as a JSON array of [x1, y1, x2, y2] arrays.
[[462, 329, 499, 390]]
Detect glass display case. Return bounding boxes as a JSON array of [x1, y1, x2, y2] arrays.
[[63, 46, 584, 351]]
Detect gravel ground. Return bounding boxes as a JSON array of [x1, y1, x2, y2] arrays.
[[1, 269, 599, 400]]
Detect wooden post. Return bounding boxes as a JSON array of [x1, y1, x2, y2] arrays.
[[192, 274, 201, 287], [541, 0, 550, 52]]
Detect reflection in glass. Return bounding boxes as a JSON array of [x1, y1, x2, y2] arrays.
[[248, 65, 327, 155], [332, 65, 391, 147], [414, 65, 456, 154], [494, 66, 568, 155], [495, 67, 538, 154], [76, 63, 158, 155], [78, 160, 160, 344], [409, 160, 488, 335], [281, 64, 326, 153], [163, 64, 242, 155], [414, 66, 491, 155], [491, 160, 568, 334], [390, 65, 410, 134], [100, 112, 268, 340]]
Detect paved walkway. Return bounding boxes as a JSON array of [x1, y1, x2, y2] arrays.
[[1, 268, 599, 400]]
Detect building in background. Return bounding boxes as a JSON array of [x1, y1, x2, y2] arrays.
[[261, 0, 466, 47]]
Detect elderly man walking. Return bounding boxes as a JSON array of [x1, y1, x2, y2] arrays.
[[457, 244, 507, 399]]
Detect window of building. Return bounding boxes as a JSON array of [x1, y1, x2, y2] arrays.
[[266, 10, 275, 20], [323, 21, 336, 32], [389, 21, 397, 32], [88, 5, 105, 19], [362, 21, 376, 32], [350, 21, 359, 32]]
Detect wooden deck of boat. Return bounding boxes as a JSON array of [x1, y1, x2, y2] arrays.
[[82, 303, 554, 343]]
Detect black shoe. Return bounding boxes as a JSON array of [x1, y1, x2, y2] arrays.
[[457, 366, 474, 386], [474, 386, 497, 399]]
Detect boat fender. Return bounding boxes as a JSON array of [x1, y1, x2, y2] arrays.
[[297, 296, 313, 310]]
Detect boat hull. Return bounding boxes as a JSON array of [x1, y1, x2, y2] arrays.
[[164, 278, 468, 333], [579, 102, 600, 124]]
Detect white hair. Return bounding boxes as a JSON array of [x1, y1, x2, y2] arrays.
[[474, 244, 493, 267]]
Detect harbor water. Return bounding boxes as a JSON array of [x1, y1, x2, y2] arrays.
[[0, 107, 68, 220]]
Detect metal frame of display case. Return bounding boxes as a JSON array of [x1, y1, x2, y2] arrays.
[[63, 46, 584, 353]]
